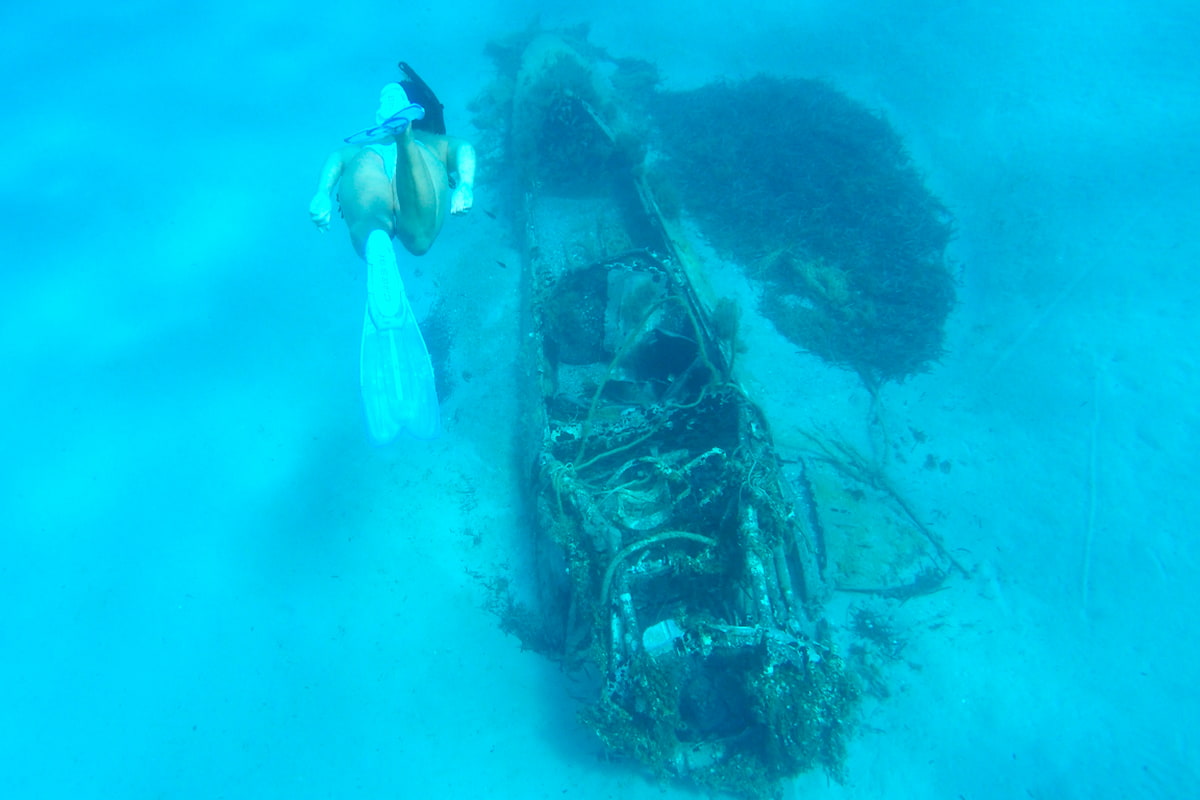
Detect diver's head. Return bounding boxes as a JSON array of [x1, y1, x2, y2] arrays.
[[376, 82, 410, 125]]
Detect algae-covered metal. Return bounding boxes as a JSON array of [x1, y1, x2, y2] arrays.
[[474, 29, 863, 796]]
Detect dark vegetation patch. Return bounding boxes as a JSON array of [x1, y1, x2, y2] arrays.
[[650, 76, 956, 384]]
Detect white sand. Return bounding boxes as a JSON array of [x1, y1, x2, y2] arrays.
[[1, 1, 1195, 797]]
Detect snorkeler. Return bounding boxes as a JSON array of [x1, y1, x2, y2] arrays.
[[309, 68, 476, 443]]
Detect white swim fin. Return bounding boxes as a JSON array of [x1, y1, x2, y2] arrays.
[[359, 230, 440, 442]]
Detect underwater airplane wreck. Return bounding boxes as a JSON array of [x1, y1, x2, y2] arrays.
[[471, 26, 962, 798]]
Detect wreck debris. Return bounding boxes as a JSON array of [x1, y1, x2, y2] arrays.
[[472, 26, 963, 798]]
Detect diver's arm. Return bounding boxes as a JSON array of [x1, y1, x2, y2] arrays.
[[448, 139, 475, 214], [309, 148, 350, 230]]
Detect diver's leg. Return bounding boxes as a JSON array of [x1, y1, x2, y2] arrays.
[[390, 131, 450, 256], [337, 150, 396, 256], [363, 229, 411, 329], [335, 146, 439, 441]]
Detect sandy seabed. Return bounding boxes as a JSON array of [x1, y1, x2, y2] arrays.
[[2, 2, 1196, 798]]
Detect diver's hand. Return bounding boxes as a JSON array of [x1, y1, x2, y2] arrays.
[[309, 193, 333, 230], [451, 183, 474, 215]]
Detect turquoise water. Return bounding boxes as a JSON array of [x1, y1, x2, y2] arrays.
[[3, 1, 1197, 797]]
